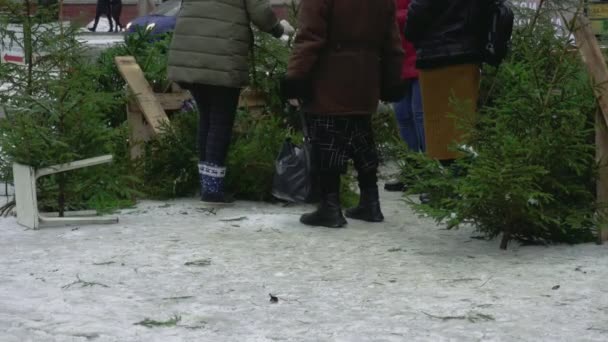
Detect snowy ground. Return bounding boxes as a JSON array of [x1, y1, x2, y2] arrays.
[[1, 190, 607, 341]]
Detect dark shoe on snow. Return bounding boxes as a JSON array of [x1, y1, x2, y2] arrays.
[[384, 179, 407, 192], [346, 187, 384, 222], [345, 204, 384, 222], [419, 193, 431, 204], [201, 192, 235, 206], [300, 193, 347, 228]]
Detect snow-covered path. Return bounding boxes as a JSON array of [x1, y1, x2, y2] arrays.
[[1, 191, 607, 341]]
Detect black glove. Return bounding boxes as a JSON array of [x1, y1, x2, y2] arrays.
[[380, 81, 408, 103], [280, 77, 312, 101], [270, 22, 285, 38]]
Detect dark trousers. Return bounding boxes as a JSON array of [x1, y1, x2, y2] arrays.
[[393, 79, 425, 152], [91, 0, 113, 32], [307, 114, 379, 194], [110, 0, 123, 31], [183, 84, 241, 166]]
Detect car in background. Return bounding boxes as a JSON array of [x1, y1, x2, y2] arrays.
[[125, 0, 180, 36]]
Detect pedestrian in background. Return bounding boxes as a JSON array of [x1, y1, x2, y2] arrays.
[[110, 0, 123, 32], [385, 0, 425, 193], [404, 0, 483, 165], [88, 0, 113, 32]]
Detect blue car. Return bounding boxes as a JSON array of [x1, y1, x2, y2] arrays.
[[125, 0, 180, 36]]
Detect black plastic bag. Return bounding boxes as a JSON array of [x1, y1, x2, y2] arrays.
[[271, 137, 315, 203]]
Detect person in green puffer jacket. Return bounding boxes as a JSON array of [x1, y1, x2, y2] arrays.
[[168, 0, 284, 205]]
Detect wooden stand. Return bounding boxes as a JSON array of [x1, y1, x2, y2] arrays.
[[13, 155, 118, 230], [573, 15, 608, 243], [115, 56, 171, 159], [115, 56, 268, 159]]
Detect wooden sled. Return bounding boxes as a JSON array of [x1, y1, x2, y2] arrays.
[[13, 155, 118, 229]]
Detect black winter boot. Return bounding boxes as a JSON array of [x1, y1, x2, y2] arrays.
[[345, 187, 384, 222], [300, 193, 347, 228], [384, 179, 407, 192], [419, 193, 431, 204]]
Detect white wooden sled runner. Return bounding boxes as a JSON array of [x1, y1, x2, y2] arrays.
[[13, 155, 119, 229]]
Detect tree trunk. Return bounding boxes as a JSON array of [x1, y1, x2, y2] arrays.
[[58, 175, 66, 217], [24, 0, 34, 96]]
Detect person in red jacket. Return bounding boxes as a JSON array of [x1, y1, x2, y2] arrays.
[[385, 0, 426, 192]]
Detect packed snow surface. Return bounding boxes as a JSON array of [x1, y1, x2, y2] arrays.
[[0, 190, 607, 341]]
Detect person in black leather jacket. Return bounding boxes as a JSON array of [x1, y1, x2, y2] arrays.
[[404, 0, 484, 163], [405, 0, 485, 69]]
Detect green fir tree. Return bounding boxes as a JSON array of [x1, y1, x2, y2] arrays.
[[0, 0, 136, 215]]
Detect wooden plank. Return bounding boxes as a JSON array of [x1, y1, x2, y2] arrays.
[[41, 210, 98, 218], [115, 56, 169, 135], [13, 163, 39, 229], [39, 216, 119, 227], [239, 88, 267, 108], [574, 15, 608, 127], [36, 155, 113, 178], [574, 15, 608, 243], [156, 92, 192, 111], [128, 107, 155, 159], [597, 111, 608, 243], [170, 82, 183, 93]]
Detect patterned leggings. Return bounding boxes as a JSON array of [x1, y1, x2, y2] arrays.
[[182, 83, 241, 166], [306, 114, 379, 191]]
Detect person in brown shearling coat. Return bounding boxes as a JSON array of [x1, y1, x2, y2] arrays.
[[283, 0, 404, 228]]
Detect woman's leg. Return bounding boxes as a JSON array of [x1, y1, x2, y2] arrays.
[[410, 78, 426, 152], [112, 2, 123, 31], [106, 3, 114, 32], [393, 81, 419, 151], [203, 86, 240, 166], [300, 115, 348, 228], [90, 9, 102, 31], [198, 85, 240, 202], [386, 80, 425, 192], [345, 115, 384, 222], [187, 84, 240, 202], [185, 84, 211, 199]]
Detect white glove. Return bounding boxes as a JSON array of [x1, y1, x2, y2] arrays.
[[280, 19, 295, 35]]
